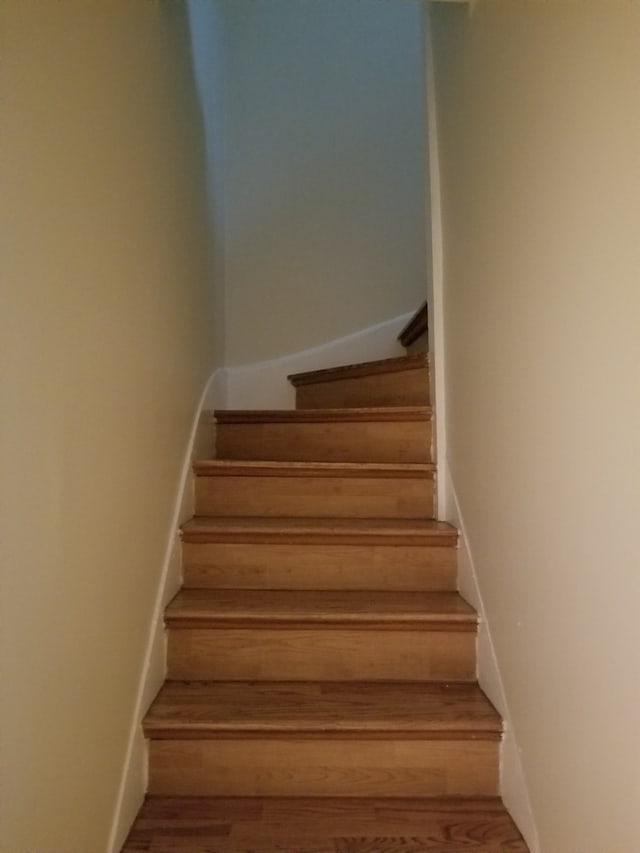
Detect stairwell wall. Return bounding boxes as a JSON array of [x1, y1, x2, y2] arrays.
[[215, 0, 428, 367], [430, 2, 640, 851], [0, 2, 217, 851]]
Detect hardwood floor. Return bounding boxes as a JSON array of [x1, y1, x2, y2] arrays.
[[121, 796, 528, 852]]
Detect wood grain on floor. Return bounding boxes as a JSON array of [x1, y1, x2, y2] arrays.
[[121, 796, 529, 852]]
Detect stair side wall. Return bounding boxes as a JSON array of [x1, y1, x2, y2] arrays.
[[217, 314, 411, 410], [1, 4, 220, 852], [431, 3, 640, 851]]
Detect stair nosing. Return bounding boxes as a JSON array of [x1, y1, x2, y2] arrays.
[[193, 460, 435, 479], [123, 793, 516, 811], [288, 354, 428, 387], [143, 681, 502, 741], [181, 516, 457, 546], [165, 616, 477, 631], [215, 406, 432, 424], [144, 726, 501, 741], [164, 590, 476, 632]]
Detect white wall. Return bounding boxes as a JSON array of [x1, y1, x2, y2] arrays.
[[188, 0, 227, 368], [430, 2, 640, 850], [0, 2, 217, 850], [218, 0, 428, 366]]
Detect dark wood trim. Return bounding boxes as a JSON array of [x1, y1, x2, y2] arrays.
[[398, 301, 429, 348]]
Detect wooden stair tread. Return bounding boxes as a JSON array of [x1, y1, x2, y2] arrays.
[[194, 460, 435, 478], [182, 516, 457, 545], [144, 681, 501, 737], [215, 406, 432, 424], [289, 354, 427, 387], [166, 589, 476, 629], [122, 795, 529, 852]]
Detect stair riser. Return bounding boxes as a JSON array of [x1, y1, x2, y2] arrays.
[[148, 738, 498, 798], [182, 542, 457, 592], [295, 368, 429, 409], [195, 475, 435, 519], [167, 628, 476, 681], [216, 420, 432, 464]]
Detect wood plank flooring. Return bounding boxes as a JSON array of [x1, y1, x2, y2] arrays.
[[121, 796, 529, 852]]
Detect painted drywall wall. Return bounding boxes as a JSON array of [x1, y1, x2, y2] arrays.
[[188, 0, 226, 369], [430, 2, 640, 850], [218, 0, 428, 365], [222, 312, 411, 410], [0, 2, 216, 851]]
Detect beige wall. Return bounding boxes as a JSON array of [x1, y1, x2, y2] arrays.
[[431, 2, 640, 850], [0, 2, 216, 851], [219, 0, 427, 365]]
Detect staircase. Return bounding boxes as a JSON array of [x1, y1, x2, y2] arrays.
[[122, 330, 528, 851]]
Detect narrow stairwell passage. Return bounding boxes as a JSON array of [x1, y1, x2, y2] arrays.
[[122, 350, 528, 852]]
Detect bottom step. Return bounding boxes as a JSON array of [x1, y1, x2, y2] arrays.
[[148, 737, 498, 798], [145, 681, 501, 799], [121, 796, 529, 852]]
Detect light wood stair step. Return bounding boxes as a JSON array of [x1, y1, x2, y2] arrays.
[[289, 354, 429, 409], [182, 516, 457, 545], [215, 406, 432, 464], [166, 589, 476, 630], [121, 795, 529, 852], [181, 517, 458, 593], [145, 683, 500, 798], [194, 460, 435, 520], [165, 589, 476, 681], [144, 681, 501, 739]]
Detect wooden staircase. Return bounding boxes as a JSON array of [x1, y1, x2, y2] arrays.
[[122, 339, 528, 851]]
